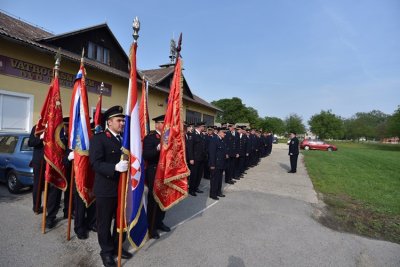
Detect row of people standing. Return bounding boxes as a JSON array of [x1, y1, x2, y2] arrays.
[[28, 118, 97, 239], [184, 122, 275, 200]]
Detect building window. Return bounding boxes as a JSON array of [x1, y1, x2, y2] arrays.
[[186, 109, 202, 124], [0, 90, 33, 132], [88, 42, 110, 65], [203, 114, 215, 126]]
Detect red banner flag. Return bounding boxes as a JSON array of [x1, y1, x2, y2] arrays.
[[153, 38, 190, 210], [139, 79, 150, 142], [43, 77, 67, 190]]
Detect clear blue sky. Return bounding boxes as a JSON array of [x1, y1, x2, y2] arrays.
[[2, 0, 399, 124]]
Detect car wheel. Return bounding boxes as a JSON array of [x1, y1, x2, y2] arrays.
[[304, 146, 310, 150], [327, 147, 333, 152], [7, 170, 22, 194]]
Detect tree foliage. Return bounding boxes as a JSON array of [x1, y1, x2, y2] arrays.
[[309, 110, 344, 139], [387, 106, 400, 137], [259, 117, 285, 135], [211, 97, 260, 125], [285, 113, 305, 135], [344, 110, 389, 140]]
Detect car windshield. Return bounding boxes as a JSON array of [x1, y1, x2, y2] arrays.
[[0, 135, 19, 153], [21, 137, 33, 151]]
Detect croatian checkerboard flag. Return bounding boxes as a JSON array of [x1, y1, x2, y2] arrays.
[[120, 42, 148, 249]]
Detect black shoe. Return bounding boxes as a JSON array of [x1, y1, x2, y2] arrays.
[[233, 177, 240, 180], [77, 232, 88, 240], [210, 196, 219, 200], [101, 255, 116, 267], [87, 224, 97, 232], [150, 231, 160, 239], [33, 207, 43, 215], [189, 191, 197, 196], [288, 170, 296, 173], [158, 223, 171, 232], [46, 219, 57, 229], [226, 181, 234, 185], [113, 249, 132, 260], [195, 189, 203, 193], [217, 194, 226, 197]]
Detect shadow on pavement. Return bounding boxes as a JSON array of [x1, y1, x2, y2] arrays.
[[0, 184, 31, 203], [227, 255, 246, 267], [279, 163, 290, 171]]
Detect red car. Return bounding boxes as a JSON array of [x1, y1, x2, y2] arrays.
[[300, 139, 337, 151]]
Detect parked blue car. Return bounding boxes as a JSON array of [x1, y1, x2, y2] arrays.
[[0, 133, 34, 193]]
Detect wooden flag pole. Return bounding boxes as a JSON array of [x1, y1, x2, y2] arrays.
[[34, 159, 44, 214], [117, 171, 127, 267], [67, 161, 75, 240], [41, 180, 48, 234]]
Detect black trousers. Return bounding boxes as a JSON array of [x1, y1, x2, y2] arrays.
[[290, 154, 298, 172], [96, 196, 123, 257], [189, 160, 204, 192], [63, 179, 72, 216], [146, 166, 166, 234], [47, 184, 61, 221], [147, 189, 166, 233], [209, 169, 223, 197], [238, 156, 246, 175], [74, 191, 96, 235], [32, 162, 44, 211], [203, 163, 210, 179]]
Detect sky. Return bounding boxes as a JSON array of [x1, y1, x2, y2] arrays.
[[1, 0, 399, 123]]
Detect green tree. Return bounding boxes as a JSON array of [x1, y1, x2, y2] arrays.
[[308, 110, 344, 139], [350, 110, 389, 140], [387, 106, 400, 137], [285, 113, 305, 135], [211, 97, 260, 126], [260, 116, 285, 135]]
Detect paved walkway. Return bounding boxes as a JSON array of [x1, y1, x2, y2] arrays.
[[0, 143, 399, 266]]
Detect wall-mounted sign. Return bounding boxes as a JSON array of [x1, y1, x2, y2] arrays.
[[0, 55, 112, 96]]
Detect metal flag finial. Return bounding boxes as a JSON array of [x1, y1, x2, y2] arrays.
[[54, 48, 61, 77], [100, 82, 104, 94], [81, 48, 85, 64], [133, 16, 140, 42], [169, 38, 177, 63]]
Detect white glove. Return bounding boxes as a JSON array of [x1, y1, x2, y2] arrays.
[[157, 144, 161, 151], [68, 152, 74, 161], [115, 160, 129, 172], [40, 133, 45, 140]]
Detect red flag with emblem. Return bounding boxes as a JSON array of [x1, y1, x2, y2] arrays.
[[42, 76, 67, 190], [153, 33, 190, 211]]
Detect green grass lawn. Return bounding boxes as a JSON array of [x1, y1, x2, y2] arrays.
[[303, 142, 400, 243]]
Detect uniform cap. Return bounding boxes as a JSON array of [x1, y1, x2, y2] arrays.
[[152, 115, 165, 123], [104, 106, 124, 121]]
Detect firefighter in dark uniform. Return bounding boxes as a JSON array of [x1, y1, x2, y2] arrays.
[[89, 106, 132, 267], [184, 122, 194, 185], [203, 127, 214, 180], [225, 123, 240, 181], [208, 127, 227, 200], [61, 117, 73, 219], [64, 120, 97, 240], [288, 131, 299, 173], [189, 121, 207, 196], [28, 125, 44, 214], [237, 126, 248, 178], [143, 115, 171, 240], [28, 125, 62, 229]]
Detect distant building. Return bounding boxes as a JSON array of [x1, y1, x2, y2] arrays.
[[0, 11, 220, 132]]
